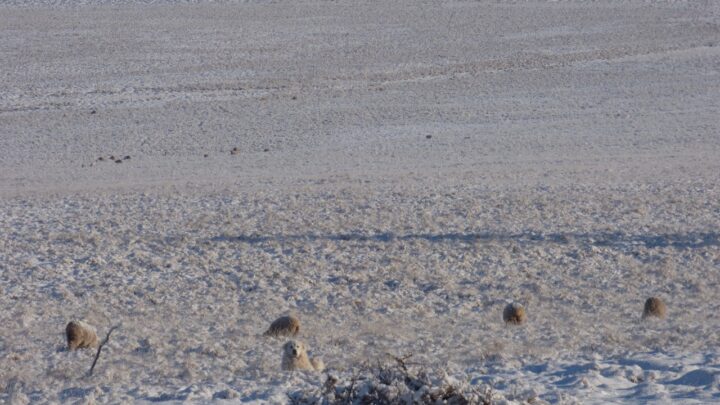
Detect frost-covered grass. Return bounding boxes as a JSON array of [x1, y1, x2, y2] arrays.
[[2, 0, 720, 402], [1, 182, 719, 403]]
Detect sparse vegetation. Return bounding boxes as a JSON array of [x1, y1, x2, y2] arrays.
[[642, 297, 667, 319], [265, 315, 301, 337], [288, 354, 497, 404], [502, 303, 527, 325], [66, 321, 99, 351]]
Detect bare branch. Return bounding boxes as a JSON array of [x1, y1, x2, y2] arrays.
[[384, 352, 413, 373], [87, 325, 119, 377]]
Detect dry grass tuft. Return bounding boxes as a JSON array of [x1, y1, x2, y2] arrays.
[[264, 315, 301, 337], [502, 303, 527, 325], [642, 297, 667, 319], [65, 321, 99, 351]]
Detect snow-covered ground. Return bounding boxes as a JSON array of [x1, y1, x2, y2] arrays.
[[1, 1, 719, 403]]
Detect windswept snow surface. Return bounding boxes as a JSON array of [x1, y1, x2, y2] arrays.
[[1, 1, 720, 403]]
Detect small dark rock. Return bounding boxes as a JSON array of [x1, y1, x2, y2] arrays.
[[97, 157, 105, 161], [114, 159, 123, 164], [230, 147, 240, 155], [291, 96, 297, 100], [426, 135, 432, 139], [203, 154, 209, 158], [90, 110, 96, 114], [123, 155, 131, 160], [263, 148, 270, 152], [109, 155, 115, 160]]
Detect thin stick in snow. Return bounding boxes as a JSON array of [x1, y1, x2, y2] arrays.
[[87, 325, 119, 377]]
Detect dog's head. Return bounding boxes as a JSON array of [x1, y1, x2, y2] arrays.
[[283, 340, 305, 358]]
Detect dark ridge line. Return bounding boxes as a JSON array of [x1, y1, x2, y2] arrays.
[[210, 231, 719, 250]]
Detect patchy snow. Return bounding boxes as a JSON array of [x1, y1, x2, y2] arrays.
[[1, 0, 719, 403]]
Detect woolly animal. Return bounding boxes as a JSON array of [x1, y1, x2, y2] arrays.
[[264, 315, 301, 337], [281, 340, 324, 372], [66, 320, 99, 350]]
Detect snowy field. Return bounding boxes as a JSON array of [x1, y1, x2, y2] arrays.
[[1, 0, 720, 403]]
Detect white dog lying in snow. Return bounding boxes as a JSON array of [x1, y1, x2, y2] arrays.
[[281, 340, 324, 372]]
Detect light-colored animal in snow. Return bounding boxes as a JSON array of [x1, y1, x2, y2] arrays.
[[281, 340, 324, 372]]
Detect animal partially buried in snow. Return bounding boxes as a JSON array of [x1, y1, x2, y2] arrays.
[[264, 315, 300, 337], [503, 303, 527, 325], [642, 297, 667, 319], [66, 320, 99, 350], [281, 340, 324, 372]]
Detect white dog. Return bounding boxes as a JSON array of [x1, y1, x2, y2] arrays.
[[281, 340, 324, 372]]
